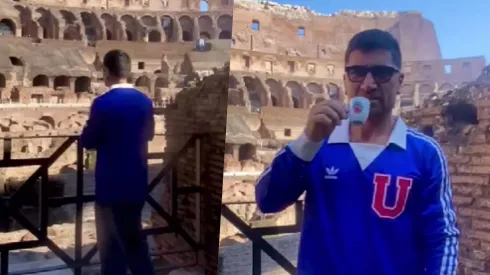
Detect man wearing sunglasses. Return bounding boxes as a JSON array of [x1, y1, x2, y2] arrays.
[[255, 29, 459, 275]]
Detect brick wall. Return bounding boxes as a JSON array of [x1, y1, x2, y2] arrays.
[[150, 64, 229, 274], [402, 97, 490, 275]]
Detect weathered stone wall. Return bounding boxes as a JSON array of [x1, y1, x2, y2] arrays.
[[233, 0, 441, 62], [151, 64, 229, 274], [402, 86, 490, 274]]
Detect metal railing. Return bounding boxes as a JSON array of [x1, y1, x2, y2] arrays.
[[221, 200, 304, 275], [0, 132, 206, 274]]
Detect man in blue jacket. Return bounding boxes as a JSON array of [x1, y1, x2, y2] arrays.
[[81, 49, 155, 275], [255, 29, 459, 275]]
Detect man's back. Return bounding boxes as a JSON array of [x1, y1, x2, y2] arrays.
[[81, 84, 154, 205]]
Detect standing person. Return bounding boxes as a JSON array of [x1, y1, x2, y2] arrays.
[[80, 49, 155, 275], [255, 29, 459, 275]]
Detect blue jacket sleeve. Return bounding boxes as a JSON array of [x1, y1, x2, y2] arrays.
[[420, 140, 459, 275], [80, 98, 103, 150], [255, 133, 323, 213]]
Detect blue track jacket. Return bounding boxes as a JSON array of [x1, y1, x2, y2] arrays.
[[255, 118, 459, 275], [80, 83, 154, 205]]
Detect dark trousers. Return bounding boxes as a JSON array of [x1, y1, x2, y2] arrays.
[[95, 202, 155, 275]]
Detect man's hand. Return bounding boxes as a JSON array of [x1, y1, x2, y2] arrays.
[[305, 100, 348, 142]]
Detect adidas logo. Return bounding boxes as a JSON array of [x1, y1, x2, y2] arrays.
[[324, 166, 339, 179]]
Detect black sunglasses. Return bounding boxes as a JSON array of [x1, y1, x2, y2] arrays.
[[345, 65, 400, 84]]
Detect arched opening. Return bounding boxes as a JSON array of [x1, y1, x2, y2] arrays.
[[148, 30, 161, 42], [271, 96, 278, 106], [0, 74, 6, 88], [155, 77, 168, 88], [292, 97, 299, 108], [53, 76, 70, 90], [74, 77, 91, 93], [238, 143, 256, 161], [9, 57, 23, 66], [182, 31, 192, 41], [106, 30, 113, 40], [200, 32, 211, 39], [135, 76, 149, 87], [39, 116, 56, 129], [219, 31, 231, 39], [0, 19, 15, 36], [33, 75, 49, 87], [126, 30, 134, 41]]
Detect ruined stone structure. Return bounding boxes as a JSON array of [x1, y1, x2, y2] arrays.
[[0, 0, 232, 273], [401, 66, 490, 274], [220, 1, 490, 273]]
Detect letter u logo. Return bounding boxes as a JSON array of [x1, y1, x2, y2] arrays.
[[372, 173, 413, 219]]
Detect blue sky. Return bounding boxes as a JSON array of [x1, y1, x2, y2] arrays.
[[263, 0, 490, 64]]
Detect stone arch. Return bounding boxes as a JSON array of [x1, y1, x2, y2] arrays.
[[439, 83, 453, 93], [54, 76, 70, 90], [39, 115, 56, 129], [101, 13, 119, 40], [244, 76, 266, 112], [307, 82, 323, 95], [148, 30, 161, 42], [59, 10, 77, 25], [179, 16, 194, 42], [121, 14, 139, 41], [419, 84, 434, 102], [238, 143, 256, 161], [35, 8, 59, 39], [141, 15, 157, 26], [265, 79, 283, 107], [74, 77, 91, 93], [135, 76, 150, 87], [80, 12, 103, 41], [217, 14, 232, 32], [14, 5, 36, 38], [0, 74, 5, 88], [399, 84, 414, 107], [286, 81, 304, 108], [33, 75, 49, 87], [0, 19, 16, 36], [198, 15, 213, 39], [161, 16, 174, 42]]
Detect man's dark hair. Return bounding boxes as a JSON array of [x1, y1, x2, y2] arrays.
[[345, 29, 402, 69], [103, 49, 131, 78]]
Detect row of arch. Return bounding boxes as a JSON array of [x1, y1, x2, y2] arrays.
[[228, 75, 342, 111], [2, 6, 233, 42], [0, 74, 91, 93], [399, 82, 466, 107]]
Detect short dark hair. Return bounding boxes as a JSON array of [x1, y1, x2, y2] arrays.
[[345, 29, 402, 69], [103, 49, 131, 78]]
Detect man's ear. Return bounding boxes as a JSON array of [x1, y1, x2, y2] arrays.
[[399, 73, 405, 85]]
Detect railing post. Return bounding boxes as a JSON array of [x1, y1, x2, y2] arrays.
[[1, 251, 8, 275], [74, 139, 84, 275], [252, 241, 262, 275], [195, 137, 201, 244], [171, 166, 178, 221], [39, 168, 49, 237]]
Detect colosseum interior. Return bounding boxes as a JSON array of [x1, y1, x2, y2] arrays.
[[0, 0, 232, 274], [219, 1, 490, 274]]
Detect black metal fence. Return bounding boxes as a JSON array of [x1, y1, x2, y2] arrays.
[[221, 200, 304, 275], [0, 133, 205, 274]]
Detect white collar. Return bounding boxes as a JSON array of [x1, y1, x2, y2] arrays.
[[108, 83, 134, 91], [328, 117, 407, 150]]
